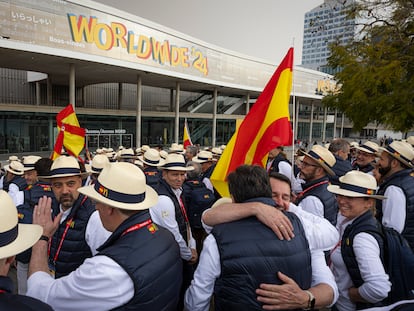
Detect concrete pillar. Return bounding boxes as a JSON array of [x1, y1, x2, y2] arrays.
[[212, 88, 218, 147], [174, 82, 180, 143], [69, 64, 75, 108], [309, 103, 314, 144], [136, 76, 142, 147]]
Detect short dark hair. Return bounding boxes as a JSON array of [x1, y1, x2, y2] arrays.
[[328, 139, 350, 154], [227, 165, 272, 203], [34, 158, 53, 176], [268, 172, 291, 191]]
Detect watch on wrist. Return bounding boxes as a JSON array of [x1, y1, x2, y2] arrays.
[[304, 290, 316, 310]]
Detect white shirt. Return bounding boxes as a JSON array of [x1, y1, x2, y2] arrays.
[[298, 195, 325, 218], [8, 182, 24, 206], [185, 233, 338, 311], [381, 185, 406, 233], [27, 255, 134, 311], [330, 215, 391, 311], [150, 195, 196, 261], [288, 203, 339, 251], [60, 208, 111, 255]]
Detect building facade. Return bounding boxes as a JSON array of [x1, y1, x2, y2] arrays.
[[0, 0, 359, 156]]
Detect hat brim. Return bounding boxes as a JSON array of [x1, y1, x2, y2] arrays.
[[4, 165, 24, 176], [327, 184, 386, 200], [160, 166, 194, 171], [355, 146, 377, 155], [299, 151, 336, 176], [0, 224, 42, 259], [78, 184, 159, 211], [192, 157, 213, 164], [137, 156, 165, 167], [379, 148, 414, 168], [39, 172, 89, 179]]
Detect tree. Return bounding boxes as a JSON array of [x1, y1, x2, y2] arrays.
[[322, 0, 414, 133]]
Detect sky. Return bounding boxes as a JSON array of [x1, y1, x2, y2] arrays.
[[94, 0, 323, 65]]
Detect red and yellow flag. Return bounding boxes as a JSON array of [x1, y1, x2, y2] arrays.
[[183, 118, 193, 148], [211, 48, 294, 197], [51, 104, 86, 160]]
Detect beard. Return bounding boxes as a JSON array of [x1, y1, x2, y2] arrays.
[[59, 193, 75, 210], [378, 165, 391, 177]]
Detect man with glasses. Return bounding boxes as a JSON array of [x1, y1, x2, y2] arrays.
[[295, 145, 338, 225], [352, 141, 379, 175]]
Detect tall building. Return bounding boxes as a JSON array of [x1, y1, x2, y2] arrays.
[[301, 0, 356, 74]]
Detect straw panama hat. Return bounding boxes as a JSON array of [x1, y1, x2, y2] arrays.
[[300, 145, 336, 176], [159, 150, 168, 160], [118, 148, 137, 159], [211, 147, 222, 156], [22, 155, 42, 171], [78, 162, 158, 210], [0, 190, 42, 259], [8, 155, 20, 162], [379, 140, 414, 168], [42, 155, 86, 179], [4, 160, 25, 176], [355, 141, 379, 154], [169, 143, 184, 153], [85, 154, 110, 174], [350, 141, 359, 149], [160, 153, 194, 171], [138, 148, 165, 167], [327, 170, 386, 199], [192, 151, 214, 163]]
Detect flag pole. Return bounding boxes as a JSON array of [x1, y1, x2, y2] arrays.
[[291, 39, 296, 181]]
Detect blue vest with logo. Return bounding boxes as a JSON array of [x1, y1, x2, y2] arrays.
[[376, 169, 414, 250], [49, 194, 95, 278], [212, 198, 312, 311], [98, 211, 182, 311], [143, 166, 161, 188], [16, 181, 56, 263]]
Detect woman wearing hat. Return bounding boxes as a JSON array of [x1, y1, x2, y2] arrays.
[[327, 171, 391, 310]]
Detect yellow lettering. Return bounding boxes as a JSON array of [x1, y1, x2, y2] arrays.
[[137, 35, 151, 59], [111, 22, 127, 48], [93, 23, 114, 50], [67, 14, 96, 43]]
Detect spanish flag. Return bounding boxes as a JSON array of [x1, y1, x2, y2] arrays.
[[51, 104, 86, 160], [211, 48, 294, 197], [183, 118, 193, 148]]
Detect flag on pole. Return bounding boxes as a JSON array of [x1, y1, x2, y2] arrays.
[[51, 104, 86, 160], [211, 47, 294, 197], [183, 118, 193, 148]]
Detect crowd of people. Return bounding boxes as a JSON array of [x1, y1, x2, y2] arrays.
[[0, 137, 413, 310]]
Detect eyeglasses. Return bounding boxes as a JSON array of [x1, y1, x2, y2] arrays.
[[301, 161, 320, 168]]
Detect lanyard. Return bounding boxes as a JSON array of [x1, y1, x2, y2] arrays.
[[178, 196, 191, 247], [121, 219, 152, 237], [0, 290, 6, 294], [50, 217, 73, 264], [296, 180, 329, 201], [50, 196, 88, 264]]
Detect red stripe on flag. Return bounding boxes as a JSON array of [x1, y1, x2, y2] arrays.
[[56, 104, 75, 124], [210, 48, 294, 197]]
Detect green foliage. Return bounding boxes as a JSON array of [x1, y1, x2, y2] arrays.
[[322, 0, 414, 132]]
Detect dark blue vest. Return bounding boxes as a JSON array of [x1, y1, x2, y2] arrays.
[[49, 194, 95, 278], [143, 166, 161, 188], [267, 153, 291, 174], [352, 162, 375, 174], [16, 182, 56, 263], [296, 176, 338, 225], [212, 200, 312, 311], [155, 179, 189, 245], [376, 169, 414, 250], [3, 175, 27, 192], [330, 155, 353, 185], [0, 276, 53, 311], [341, 211, 386, 310], [98, 211, 182, 311]]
